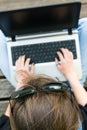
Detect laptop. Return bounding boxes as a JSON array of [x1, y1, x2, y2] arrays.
[[0, 1, 82, 87]]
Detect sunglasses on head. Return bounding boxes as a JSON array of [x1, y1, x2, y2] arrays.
[[0, 82, 69, 101]]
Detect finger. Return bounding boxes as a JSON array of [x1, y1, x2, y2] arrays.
[[21, 55, 25, 67], [25, 58, 30, 71], [57, 51, 64, 61], [69, 51, 73, 59], [55, 58, 62, 71], [60, 48, 69, 58], [15, 56, 22, 69], [55, 58, 61, 66], [64, 49, 73, 60], [65, 48, 71, 56], [55, 57, 58, 64]]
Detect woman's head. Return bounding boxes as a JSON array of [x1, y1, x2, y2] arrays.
[[10, 75, 81, 130]]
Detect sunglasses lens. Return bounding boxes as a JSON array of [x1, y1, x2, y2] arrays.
[[42, 82, 68, 92], [0, 82, 69, 102], [11, 87, 36, 100]]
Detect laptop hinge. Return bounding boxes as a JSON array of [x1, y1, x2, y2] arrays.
[[68, 28, 72, 35], [11, 35, 16, 42]]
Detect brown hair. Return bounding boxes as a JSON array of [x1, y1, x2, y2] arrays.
[[10, 74, 81, 130]]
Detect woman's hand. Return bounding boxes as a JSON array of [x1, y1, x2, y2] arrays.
[[55, 48, 87, 106], [55, 48, 75, 78], [15, 55, 34, 89]]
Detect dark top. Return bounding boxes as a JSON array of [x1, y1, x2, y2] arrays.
[[0, 114, 11, 130], [79, 104, 87, 130], [0, 104, 87, 130]]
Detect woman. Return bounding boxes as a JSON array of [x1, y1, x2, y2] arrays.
[[0, 18, 87, 130]]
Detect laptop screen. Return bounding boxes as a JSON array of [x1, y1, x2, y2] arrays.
[[0, 2, 81, 37]]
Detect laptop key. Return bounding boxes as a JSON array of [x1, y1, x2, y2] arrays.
[[11, 39, 77, 66]]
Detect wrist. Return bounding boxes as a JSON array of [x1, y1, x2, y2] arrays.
[[64, 71, 77, 81], [16, 82, 24, 91]]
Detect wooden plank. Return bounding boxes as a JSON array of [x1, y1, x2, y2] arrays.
[[0, 79, 14, 115], [0, 0, 85, 12], [0, 0, 86, 18], [81, 0, 87, 3], [0, 79, 14, 97], [80, 4, 87, 18], [0, 102, 8, 116], [0, 70, 6, 79], [0, 0, 87, 116], [0, 0, 71, 12]]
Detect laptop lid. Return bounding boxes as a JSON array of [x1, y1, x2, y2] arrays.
[[0, 2, 81, 40]]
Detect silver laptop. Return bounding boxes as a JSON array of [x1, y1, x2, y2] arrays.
[[0, 1, 82, 87]]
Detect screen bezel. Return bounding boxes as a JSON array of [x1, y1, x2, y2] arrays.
[[0, 2, 81, 38]]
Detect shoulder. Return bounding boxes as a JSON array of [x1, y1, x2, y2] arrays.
[[0, 114, 11, 130]]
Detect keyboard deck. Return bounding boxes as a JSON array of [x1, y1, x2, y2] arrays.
[[11, 39, 77, 65]]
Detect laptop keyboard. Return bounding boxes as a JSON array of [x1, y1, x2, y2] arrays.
[[11, 39, 77, 66]]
